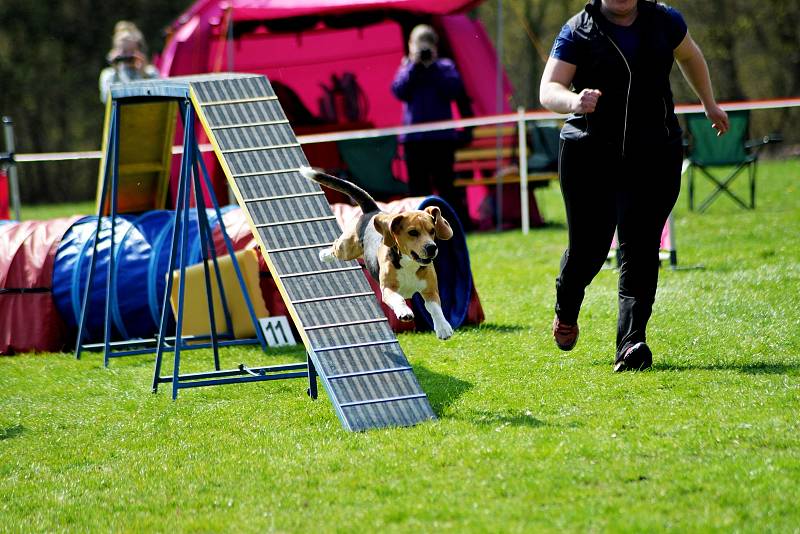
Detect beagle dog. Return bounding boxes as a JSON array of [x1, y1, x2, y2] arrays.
[[299, 167, 454, 340]]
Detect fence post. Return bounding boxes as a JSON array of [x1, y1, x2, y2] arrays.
[[2, 117, 21, 221], [517, 107, 529, 235]]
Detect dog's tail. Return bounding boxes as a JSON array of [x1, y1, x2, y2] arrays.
[[299, 166, 379, 214]]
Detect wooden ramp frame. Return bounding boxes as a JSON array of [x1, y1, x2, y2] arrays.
[[111, 74, 436, 432]]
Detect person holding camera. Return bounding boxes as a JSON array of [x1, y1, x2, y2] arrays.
[[391, 24, 471, 228], [99, 21, 159, 104]]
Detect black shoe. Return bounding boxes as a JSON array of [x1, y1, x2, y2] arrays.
[[614, 342, 653, 372]]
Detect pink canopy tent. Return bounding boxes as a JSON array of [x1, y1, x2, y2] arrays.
[[159, 0, 510, 125], [158, 0, 540, 228]]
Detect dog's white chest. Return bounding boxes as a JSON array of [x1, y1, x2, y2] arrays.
[[396, 255, 426, 298]]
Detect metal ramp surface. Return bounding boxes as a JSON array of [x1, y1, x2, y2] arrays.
[[182, 73, 435, 431]]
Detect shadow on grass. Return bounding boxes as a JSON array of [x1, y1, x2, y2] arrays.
[[414, 366, 549, 428], [456, 323, 527, 334], [414, 364, 473, 416], [459, 409, 546, 429], [0, 424, 24, 441], [653, 360, 800, 375], [529, 221, 566, 231]]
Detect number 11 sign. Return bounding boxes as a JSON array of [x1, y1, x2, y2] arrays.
[[258, 316, 298, 347]]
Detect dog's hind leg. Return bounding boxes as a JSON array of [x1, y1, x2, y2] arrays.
[[320, 232, 362, 263]]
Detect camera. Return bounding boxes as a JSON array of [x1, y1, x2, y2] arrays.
[[418, 48, 433, 62], [111, 54, 135, 64]]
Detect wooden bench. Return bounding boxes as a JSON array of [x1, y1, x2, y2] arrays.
[[453, 124, 559, 188], [452, 123, 560, 229]]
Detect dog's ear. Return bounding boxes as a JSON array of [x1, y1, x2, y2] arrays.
[[374, 213, 404, 248], [425, 206, 453, 240]]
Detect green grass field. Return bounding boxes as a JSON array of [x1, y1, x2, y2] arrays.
[[3, 160, 799, 532]]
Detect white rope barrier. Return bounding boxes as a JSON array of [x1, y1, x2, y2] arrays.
[[10, 96, 798, 232], [12, 97, 800, 164]]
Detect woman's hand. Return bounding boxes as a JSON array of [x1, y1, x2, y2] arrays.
[[705, 102, 729, 136], [573, 88, 602, 114]]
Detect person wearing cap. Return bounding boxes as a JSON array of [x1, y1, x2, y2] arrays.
[[99, 21, 159, 103], [391, 24, 471, 228]]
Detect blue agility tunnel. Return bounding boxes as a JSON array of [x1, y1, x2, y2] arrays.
[[112, 212, 166, 340], [145, 208, 230, 328], [411, 196, 473, 331], [53, 216, 135, 341], [52, 208, 227, 343]]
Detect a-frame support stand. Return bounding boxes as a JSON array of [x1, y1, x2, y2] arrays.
[[74, 96, 314, 399]]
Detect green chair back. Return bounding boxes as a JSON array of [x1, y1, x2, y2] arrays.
[[686, 110, 750, 166], [527, 121, 561, 173], [337, 136, 407, 197]]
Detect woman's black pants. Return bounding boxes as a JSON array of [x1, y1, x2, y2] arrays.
[[555, 137, 683, 354]]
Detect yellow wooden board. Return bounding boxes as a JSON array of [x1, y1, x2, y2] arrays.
[[96, 100, 177, 214], [169, 248, 269, 339]]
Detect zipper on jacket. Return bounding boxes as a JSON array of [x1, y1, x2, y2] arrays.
[[604, 35, 632, 156], [663, 97, 670, 137]]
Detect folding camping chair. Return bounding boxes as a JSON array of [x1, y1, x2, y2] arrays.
[[527, 120, 561, 174], [685, 110, 781, 213], [337, 135, 408, 199]]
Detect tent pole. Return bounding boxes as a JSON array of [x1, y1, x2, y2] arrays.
[[2, 117, 21, 221], [495, 0, 504, 231]]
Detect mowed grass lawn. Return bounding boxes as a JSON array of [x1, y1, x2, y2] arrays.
[[2, 159, 799, 532]]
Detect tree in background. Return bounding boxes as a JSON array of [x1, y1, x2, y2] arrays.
[[0, 0, 186, 204], [476, 0, 800, 149]]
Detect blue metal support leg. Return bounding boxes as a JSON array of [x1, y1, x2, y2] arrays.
[[189, 142, 222, 371], [75, 101, 119, 360], [103, 104, 122, 367], [152, 101, 193, 393], [193, 135, 268, 351]]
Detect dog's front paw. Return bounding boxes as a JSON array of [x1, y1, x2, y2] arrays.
[[319, 248, 336, 263], [395, 305, 415, 322], [434, 321, 454, 340]]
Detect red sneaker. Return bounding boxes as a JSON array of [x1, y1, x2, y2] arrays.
[[552, 316, 579, 351]]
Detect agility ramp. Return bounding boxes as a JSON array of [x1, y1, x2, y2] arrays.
[[108, 73, 435, 431]]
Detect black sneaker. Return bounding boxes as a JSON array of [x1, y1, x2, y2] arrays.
[[614, 342, 653, 372]]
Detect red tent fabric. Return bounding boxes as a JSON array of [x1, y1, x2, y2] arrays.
[[168, 0, 484, 29], [0, 169, 9, 220], [159, 0, 511, 127], [0, 218, 80, 355], [159, 0, 530, 230]]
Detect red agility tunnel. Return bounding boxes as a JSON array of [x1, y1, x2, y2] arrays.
[[0, 218, 80, 354]]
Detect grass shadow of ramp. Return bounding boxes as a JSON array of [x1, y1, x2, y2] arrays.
[[413, 364, 473, 417]]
